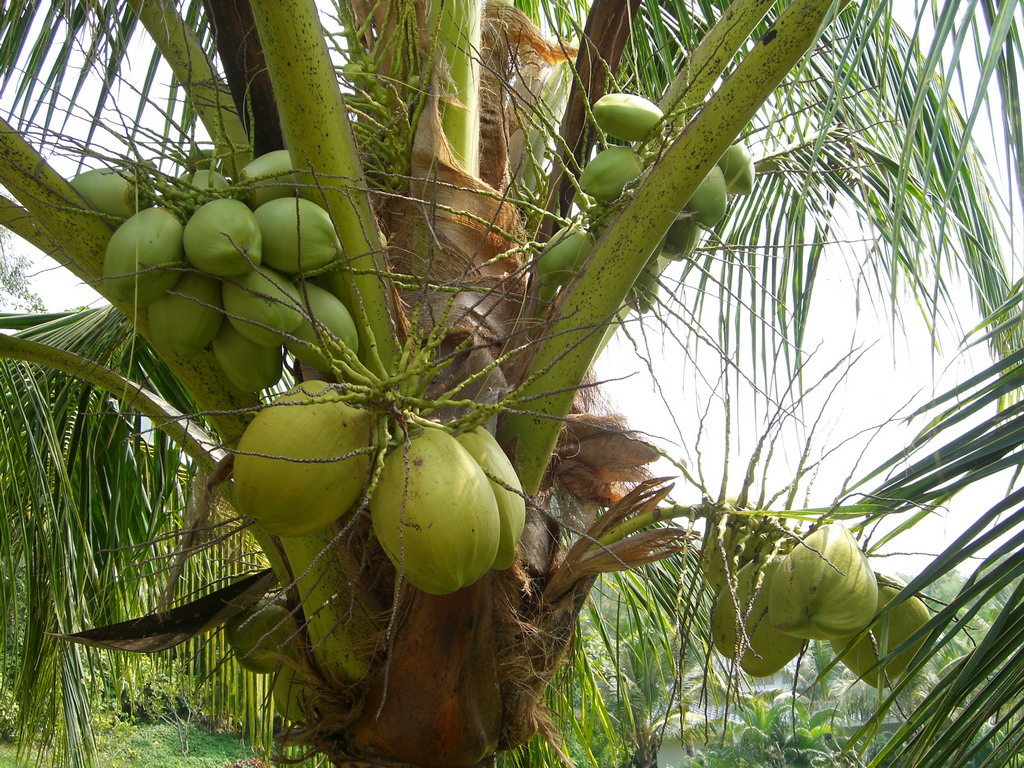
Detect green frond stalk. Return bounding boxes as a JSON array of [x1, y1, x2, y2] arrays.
[[0, 195, 58, 254], [249, 0, 400, 378], [429, 0, 483, 174], [659, 0, 777, 115], [125, 0, 251, 175], [278, 526, 377, 683], [501, 0, 846, 492], [0, 306, 289, 576], [0, 332, 222, 471], [0, 118, 114, 281]]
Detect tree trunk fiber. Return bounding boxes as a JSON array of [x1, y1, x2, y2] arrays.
[[349, 577, 503, 767]]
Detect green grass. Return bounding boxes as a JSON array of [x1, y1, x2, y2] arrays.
[[0, 721, 265, 768], [0, 743, 19, 768]]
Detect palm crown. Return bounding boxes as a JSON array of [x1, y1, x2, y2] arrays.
[[1, 0, 1023, 766]]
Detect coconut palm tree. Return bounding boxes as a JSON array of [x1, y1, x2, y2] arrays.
[[674, 695, 864, 768], [1, 1, 1023, 767]]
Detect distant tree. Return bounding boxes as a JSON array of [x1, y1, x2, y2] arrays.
[[0, 234, 42, 311]]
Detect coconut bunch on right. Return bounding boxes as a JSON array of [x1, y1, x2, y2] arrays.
[[706, 521, 931, 687], [536, 92, 757, 311]]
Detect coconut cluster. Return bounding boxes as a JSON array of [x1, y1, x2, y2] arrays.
[[704, 519, 931, 687], [76, 154, 532, 595], [232, 380, 526, 593], [73, 151, 359, 392], [536, 92, 758, 312], [370, 425, 527, 595]]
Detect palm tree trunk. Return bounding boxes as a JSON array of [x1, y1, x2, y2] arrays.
[[202, 0, 284, 155]]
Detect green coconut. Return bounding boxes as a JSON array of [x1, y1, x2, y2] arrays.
[[70, 168, 136, 218], [211, 322, 283, 392], [371, 427, 501, 595], [711, 556, 805, 677], [184, 147, 215, 172], [284, 282, 360, 371], [579, 146, 643, 202], [273, 666, 308, 724], [717, 143, 756, 196], [101, 206, 185, 305], [664, 216, 701, 260], [240, 150, 300, 208], [254, 197, 341, 275], [593, 93, 664, 142], [701, 519, 760, 596], [183, 169, 229, 190], [831, 580, 930, 687], [768, 524, 878, 641], [222, 266, 304, 346], [536, 282, 558, 304], [537, 227, 594, 287], [233, 381, 373, 536], [183, 198, 262, 276], [454, 427, 526, 571], [225, 601, 295, 673], [147, 271, 224, 357], [683, 166, 728, 228]]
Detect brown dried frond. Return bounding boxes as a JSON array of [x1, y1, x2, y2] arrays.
[[570, 528, 691, 575], [491, 560, 574, 755], [382, 88, 527, 414], [157, 465, 234, 611], [479, 1, 578, 191], [395, 89, 524, 278], [552, 412, 662, 505], [543, 479, 687, 602]]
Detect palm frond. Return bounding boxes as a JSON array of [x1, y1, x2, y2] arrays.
[[0, 1, 214, 150], [610, 1, 1019, 392], [0, 307, 267, 763]]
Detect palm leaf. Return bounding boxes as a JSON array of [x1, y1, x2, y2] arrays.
[[0, 1, 214, 148], [811, 292, 1024, 764], [0, 308, 271, 763]]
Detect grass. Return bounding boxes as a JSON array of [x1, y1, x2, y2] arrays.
[[0, 721, 269, 768], [0, 744, 18, 768]]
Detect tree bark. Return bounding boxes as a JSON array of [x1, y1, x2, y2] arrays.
[[349, 578, 503, 767], [202, 0, 284, 155]]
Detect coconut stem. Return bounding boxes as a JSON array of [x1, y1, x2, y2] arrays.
[[249, 0, 400, 378], [0, 332, 219, 469], [277, 526, 376, 684], [659, 0, 777, 117], [595, 504, 695, 547]]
